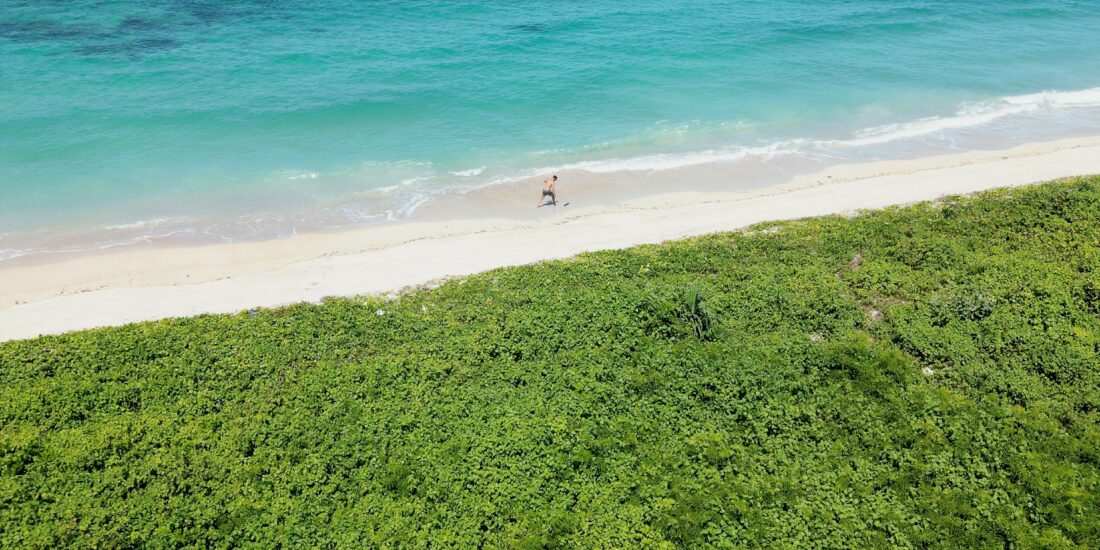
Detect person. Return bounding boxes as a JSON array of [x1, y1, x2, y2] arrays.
[[537, 175, 558, 207]]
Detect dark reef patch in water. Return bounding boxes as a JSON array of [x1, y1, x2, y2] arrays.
[[176, 0, 233, 24], [510, 23, 548, 33], [77, 37, 182, 58], [0, 17, 181, 58], [115, 17, 169, 33], [0, 19, 99, 42], [173, 0, 274, 25]]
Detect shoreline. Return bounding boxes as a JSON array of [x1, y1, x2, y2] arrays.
[[2, 135, 1100, 341]]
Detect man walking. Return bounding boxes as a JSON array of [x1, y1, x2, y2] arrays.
[[537, 175, 558, 207]]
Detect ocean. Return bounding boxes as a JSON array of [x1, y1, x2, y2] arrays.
[[3, 0, 1100, 261]]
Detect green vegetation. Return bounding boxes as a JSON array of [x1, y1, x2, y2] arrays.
[[2, 178, 1099, 548]]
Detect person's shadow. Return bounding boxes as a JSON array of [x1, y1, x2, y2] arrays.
[[537, 201, 568, 208]]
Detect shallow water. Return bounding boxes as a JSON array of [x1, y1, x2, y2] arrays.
[[2, 0, 1100, 261]]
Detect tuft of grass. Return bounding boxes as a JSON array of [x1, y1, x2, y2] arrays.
[[677, 285, 714, 340]]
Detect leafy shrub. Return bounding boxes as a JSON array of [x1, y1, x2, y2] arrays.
[[1085, 277, 1100, 315], [1, 177, 1099, 547], [930, 287, 996, 325]]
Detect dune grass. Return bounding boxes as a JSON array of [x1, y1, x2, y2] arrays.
[[1, 177, 1098, 548]]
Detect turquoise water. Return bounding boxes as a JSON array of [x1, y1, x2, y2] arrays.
[[3, 1, 1100, 259]]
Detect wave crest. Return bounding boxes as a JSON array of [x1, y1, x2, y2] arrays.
[[541, 86, 1100, 174]]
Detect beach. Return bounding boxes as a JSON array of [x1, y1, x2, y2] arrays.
[[7, 2, 1100, 544], [2, 135, 1098, 341]]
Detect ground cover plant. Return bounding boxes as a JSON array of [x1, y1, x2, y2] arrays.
[[1, 177, 1098, 548]]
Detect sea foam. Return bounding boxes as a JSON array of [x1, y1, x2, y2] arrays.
[[522, 87, 1100, 176], [449, 167, 486, 177]]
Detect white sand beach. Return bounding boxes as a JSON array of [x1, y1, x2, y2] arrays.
[[2, 136, 1099, 342]]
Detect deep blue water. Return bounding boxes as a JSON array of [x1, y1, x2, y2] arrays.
[[2, 1, 1100, 259]]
